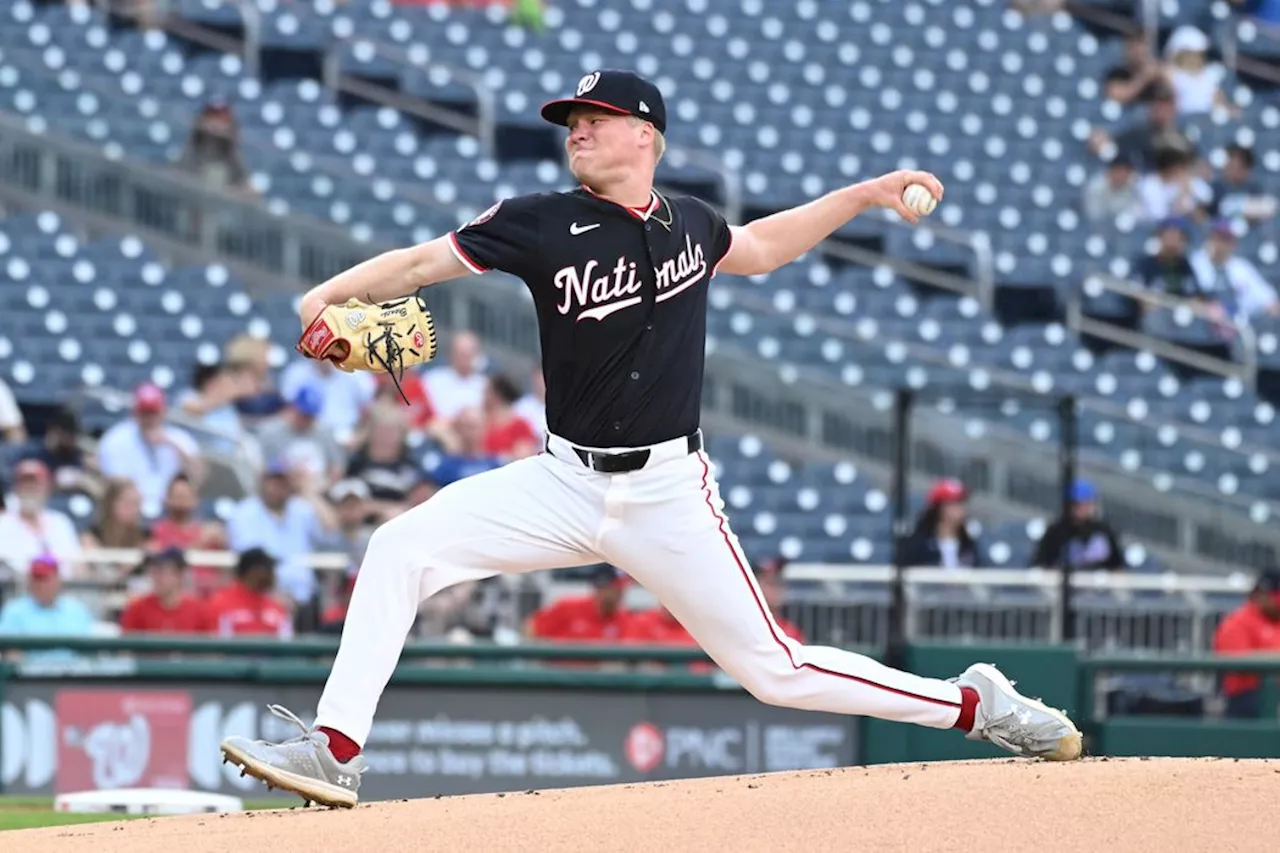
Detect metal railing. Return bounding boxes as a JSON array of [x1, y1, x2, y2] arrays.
[[1068, 273, 1259, 386], [0, 111, 373, 291], [3, 548, 1254, 655]]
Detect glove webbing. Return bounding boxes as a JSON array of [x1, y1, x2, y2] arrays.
[[363, 293, 422, 407]]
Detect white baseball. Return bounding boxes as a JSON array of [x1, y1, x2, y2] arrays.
[[902, 183, 938, 216]]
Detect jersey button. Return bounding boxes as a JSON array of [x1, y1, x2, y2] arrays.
[[630, 371, 640, 380], [645, 224, 652, 232], [613, 421, 622, 431], [645, 324, 653, 331]]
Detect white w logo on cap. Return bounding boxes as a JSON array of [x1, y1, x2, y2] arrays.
[[576, 72, 601, 96]]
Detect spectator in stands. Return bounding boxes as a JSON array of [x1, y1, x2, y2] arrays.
[[429, 407, 504, 486], [1103, 31, 1167, 107], [280, 357, 376, 439], [482, 374, 539, 460], [0, 459, 82, 576], [422, 331, 487, 423], [319, 572, 357, 636], [80, 477, 148, 555], [119, 547, 213, 634], [620, 602, 714, 673], [20, 406, 96, 498], [0, 555, 95, 653], [1133, 217, 1207, 301], [225, 334, 284, 421], [1082, 152, 1143, 223], [255, 384, 345, 487], [177, 361, 253, 451], [903, 479, 982, 569], [315, 478, 374, 567], [0, 377, 25, 444], [1088, 84, 1187, 172], [405, 475, 440, 509], [1211, 144, 1277, 226], [527, 564, 631, 642], [178, 99, 251, 194], [1213, 568, 1280, 718], [1189, 219, 1280, 322], [148, 473, 226, 596], [1163, 26, 1232, 117], [1136, 144, 1212, 223], [756, 558, 805, 643], [97, 382, 202, 518], [514, 365, 547, 441], [226, 460, 334, 611], [374, 371, 436, 431], [1100, 31, 1172, 105], [207, 547, 293, 639], [1032, 479, 1126, 571], [345, 402, 421, 517]]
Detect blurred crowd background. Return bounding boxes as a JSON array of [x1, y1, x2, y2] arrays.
[[1, 0, 1280, 722]]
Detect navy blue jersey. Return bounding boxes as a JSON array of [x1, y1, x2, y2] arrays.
[[449, 188, 733, 447]]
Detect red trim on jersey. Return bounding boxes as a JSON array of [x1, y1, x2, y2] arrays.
[[695, 452, 962, 711], [447, 231, 487, 274], [579, 184, 659, 221]]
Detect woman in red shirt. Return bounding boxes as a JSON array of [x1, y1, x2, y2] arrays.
[[481, 373, 538, 460]]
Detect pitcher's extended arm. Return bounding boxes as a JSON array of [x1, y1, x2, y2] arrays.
[[719, 169, 944, 278]]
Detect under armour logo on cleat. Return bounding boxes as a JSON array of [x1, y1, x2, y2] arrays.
[[337, 775, 353, 786]]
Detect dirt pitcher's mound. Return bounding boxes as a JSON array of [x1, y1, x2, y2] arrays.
[[10, 757, 1277, 852]]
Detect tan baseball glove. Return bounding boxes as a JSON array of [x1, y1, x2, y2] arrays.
[[296, 294, 438, 398]]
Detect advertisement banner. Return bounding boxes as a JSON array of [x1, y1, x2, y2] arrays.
[[2, 681, 857, 799]]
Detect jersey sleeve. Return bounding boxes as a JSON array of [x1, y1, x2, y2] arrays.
[[688, 197, 733, 278], [447, 195, 545, 276]]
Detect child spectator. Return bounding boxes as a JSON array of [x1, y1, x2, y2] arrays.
[[1163, 26, 1232, 117]]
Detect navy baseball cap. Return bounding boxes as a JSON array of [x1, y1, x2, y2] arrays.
[[540, 70, 667, 134]]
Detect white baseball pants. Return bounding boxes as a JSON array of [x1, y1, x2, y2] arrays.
[[315, 433, 965, 746]]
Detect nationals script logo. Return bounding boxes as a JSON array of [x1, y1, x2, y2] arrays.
[[554, 234, 707, 322]]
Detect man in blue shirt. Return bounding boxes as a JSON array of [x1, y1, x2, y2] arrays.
[[227, 460, 335, 607], [429, 407, 504, 487], [0, 555, 95, 660]]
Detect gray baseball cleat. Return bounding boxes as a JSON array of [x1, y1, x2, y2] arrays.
[[954, 662, 1083, 761], [220, 705, 366, 809]]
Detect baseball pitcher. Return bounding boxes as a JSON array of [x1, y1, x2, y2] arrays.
[[221, 70, 1082, 808]]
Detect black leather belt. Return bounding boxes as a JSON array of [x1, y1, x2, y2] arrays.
[[555, 432, 703, 473]]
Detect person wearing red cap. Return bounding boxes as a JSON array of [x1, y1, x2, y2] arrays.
[[1213, 569, 1280, 719], [0, 555, 95, 658], [96, 383, 201, 516], [903, 479, 982, 569], [0, 458, 82, 576]]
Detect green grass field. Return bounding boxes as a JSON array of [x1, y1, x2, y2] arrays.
[[0, 797, 282, 832]]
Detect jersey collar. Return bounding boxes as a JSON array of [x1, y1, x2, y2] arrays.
[[579, 185, 660, 221]]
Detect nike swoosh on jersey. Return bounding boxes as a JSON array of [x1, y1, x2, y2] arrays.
[[569, 222, 601, 235]]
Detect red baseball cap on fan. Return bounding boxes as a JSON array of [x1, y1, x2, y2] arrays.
[[927, 478, 968, 506], [29, 554, 59, 578], [133, 382, 166, 413]]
